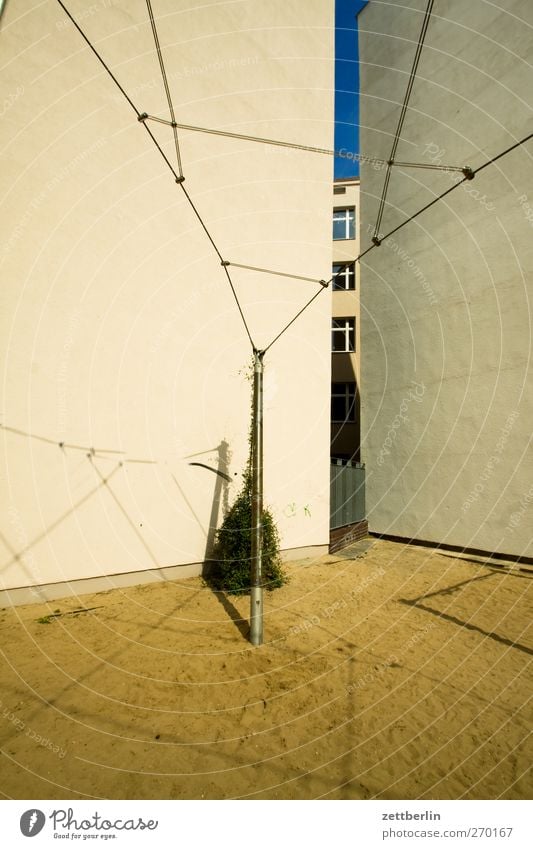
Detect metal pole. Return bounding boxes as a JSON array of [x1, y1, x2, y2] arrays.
[[249, 349, 264, 645]]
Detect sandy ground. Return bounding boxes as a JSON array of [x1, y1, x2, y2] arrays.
[[0, 538, 531, 800]]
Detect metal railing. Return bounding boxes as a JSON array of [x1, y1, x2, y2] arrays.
[[330, 460, 366, 530]]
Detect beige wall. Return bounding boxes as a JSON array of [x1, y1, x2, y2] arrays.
[[359, 0, 533, 557], [0, 0, 334, 595]]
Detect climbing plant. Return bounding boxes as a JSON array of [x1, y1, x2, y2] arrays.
[[210, 365, 287, 595]]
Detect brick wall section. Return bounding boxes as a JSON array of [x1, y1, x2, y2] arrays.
[[329, 520, 369, 553]]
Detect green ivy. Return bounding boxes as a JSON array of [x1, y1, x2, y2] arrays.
[[210, 361, 287, 595]]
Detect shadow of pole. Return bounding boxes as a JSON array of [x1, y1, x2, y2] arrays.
[[187, 439, 249, 639], [210, 588, 249, 639], [201, 438, 231, 562]]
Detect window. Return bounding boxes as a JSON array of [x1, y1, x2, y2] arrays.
[[331, 382, 356, 422], [332, 262, 355, 290], [333, 207, 355, 240], [332, 317, 355, 352]]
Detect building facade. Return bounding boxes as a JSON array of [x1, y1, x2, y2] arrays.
[[0, 0, 334, 603], [358, 0, 533, 558], [331, 178, 361, 461]]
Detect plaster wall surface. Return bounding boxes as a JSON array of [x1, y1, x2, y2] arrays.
[[358, 0, 533, 556], [0, 0, 334, 592]]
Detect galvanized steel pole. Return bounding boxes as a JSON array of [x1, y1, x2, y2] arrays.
[[249, 349, 264, 645]]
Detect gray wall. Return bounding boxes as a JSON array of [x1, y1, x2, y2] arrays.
[[359, 0, 533, 556]]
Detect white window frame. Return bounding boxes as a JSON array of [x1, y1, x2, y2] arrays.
[[333, 207, 355, 240], [332, 317, 355, 352], [332, 262, 355, 290]]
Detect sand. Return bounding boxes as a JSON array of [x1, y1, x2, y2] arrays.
[[0, 538, 531, 800]]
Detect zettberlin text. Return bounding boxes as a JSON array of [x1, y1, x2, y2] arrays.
[[382, 811, 440, 820]]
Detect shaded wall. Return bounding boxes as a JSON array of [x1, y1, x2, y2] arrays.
[[359, 0, 533, 556]]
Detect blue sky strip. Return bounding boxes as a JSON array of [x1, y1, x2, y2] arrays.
[[335, 0, 368, 179]]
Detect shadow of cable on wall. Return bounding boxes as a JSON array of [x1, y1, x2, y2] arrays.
[[1, 431, 249, 636], [0, 461, 123, 601]]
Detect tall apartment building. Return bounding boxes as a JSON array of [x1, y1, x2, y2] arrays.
[[331, 177, 361, 462]]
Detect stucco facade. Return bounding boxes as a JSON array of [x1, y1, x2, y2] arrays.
[[0, 0, 334, 602], [358, 0, 533, 557]]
